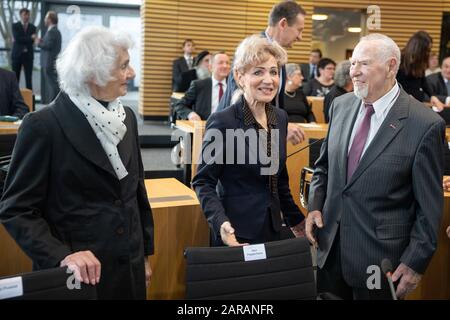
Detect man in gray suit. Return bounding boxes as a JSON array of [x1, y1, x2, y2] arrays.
[[37, 11, 61, 104], [306, 34, 445, 300]]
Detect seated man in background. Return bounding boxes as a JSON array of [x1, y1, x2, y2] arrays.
[[427, 56, 450, 124], [0, 67, 29, 119], [175, 52, 230, 121], [300, 48, 322, 84], [175, 50, 211, 93]]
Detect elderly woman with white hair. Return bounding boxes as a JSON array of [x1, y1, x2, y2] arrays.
[[192, 35, 305, 246], [0, 26, 154, 300], [323, 60, 353, 123]]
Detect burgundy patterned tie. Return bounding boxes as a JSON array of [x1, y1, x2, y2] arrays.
[[347, 103, 375, 182], [218, 82, 223, 103]]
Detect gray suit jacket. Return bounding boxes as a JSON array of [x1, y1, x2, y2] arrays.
[[38, 26, 61, 70], [308, 89, 445, 288]]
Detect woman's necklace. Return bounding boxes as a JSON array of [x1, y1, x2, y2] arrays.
[[285, 90, 296, 98]]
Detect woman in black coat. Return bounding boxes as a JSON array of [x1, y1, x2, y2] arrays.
[[192, 35, 305, 247], [0, 26, 154, 300]]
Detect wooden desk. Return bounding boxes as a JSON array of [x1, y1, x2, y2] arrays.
[[175, 120, 206, 179], [307, 96, 325, 123], [146, 178, 209, 300], [286, 123, 328, 215], [19, 88, 33, 112], [0, 121, 20, 135], [407, 177, 450, 300]]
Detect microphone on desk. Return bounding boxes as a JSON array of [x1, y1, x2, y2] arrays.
[[381, 258, 398, 300], [287, 138, 325, 158]]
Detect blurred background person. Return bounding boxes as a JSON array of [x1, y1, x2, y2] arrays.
[[425, 51, 441, 76], [0, 67, 29, 118], [396, 31, 446, 110], [193, 35, 305, 247], [36, 11, 62, 104], [283, 63, 316, 123], [174, 50, 211, 93], [0, 26, 154, 300], [426, 55, 450, 124], [172, 39, 195, 92], [300, 48, 322, 84], [175, 52, 230, 121], [303, 57, 336, 97], [11, 8, 36, 90], [323, 60, 353, 123]]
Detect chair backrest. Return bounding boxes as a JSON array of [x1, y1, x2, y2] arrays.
[[185, 237, 316, 300], [19, 88, 33, 112], [0, 267, 97, 300]]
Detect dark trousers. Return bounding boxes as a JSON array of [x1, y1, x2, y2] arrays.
[[317, 230, 393, 300], [12, 52, 33, 90]]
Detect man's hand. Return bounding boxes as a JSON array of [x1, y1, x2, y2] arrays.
[[220, 221, 248, 247], [144, 257, 152, 288], [188, 112, 201, 121], [305, 210, 323, 247], [290, 219, 306, 237], [430, 96, 445, 112], [60, 250, 101, 285], [287, 123, 305, 145], [392, 263, 422, 299], [443, 177, 450, 192], [446, 225, 450, 239]]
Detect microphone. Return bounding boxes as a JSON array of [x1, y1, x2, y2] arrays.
[[287, 137, 324, 158], [381, 258, 398, 300]]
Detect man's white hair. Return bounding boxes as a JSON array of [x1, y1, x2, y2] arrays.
[[358, 33, 401, 74], [56, 26, 133, 96]]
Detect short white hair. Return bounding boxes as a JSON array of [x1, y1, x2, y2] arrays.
[[358, 33, 401, 74], [56, 26, 134, 95]]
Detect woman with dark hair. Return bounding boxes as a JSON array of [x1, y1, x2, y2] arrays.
[[303, 57, 336, 97], [396, 31, 445, 110]]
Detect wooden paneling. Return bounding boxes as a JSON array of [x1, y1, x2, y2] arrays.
[[141, 0, 448, 118]]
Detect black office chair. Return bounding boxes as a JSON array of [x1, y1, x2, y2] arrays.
[[184, 237, 317, 300], [0, 267, 97, 300]]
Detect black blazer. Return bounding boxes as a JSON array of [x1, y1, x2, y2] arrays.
[[11, 21, 36, 60], [0, 92, 154, 299], [192, 98, 304, 243], [425, 72, 450, 124], [174, 77, 212, 120], [172, 56, 190, 92], [38, 26, 62, 69], [0, 68, 29, 118]]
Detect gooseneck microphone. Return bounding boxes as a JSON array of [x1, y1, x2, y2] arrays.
[[381, 258, 398, 300], [287, 137, 325, 158]]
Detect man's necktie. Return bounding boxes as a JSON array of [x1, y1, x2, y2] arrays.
[[310, 65, 316, 79], [446, 81, 450, 96], [347, 103, 375, 181], [187, 57, 193, 69], [218, 82, 224, 103]]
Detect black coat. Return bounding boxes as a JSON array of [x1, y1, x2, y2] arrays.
[[11, 21, 36, 60], [0, 92, 154, 300], [425, 72, 450, 124], [172, 56, 191, 92], [174, 77, 212, 120], [0, 68, 29, 118], [192, 98, 303, 243]]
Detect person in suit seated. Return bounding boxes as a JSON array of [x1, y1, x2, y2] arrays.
[[36, 11, 62, 104], [175, 52, 230, 121], [426, 56, 450, 124], [283, 63, 315, 123], [425, 52, 441, 77], [303, 58, 336, 97], [306, 33, 445, 300], [0, 26, 154, 300], [323, 60, 353, 123], [300, 48, 322, 84], [0, 68, 29, 119], [192, 35, 305, 247], [175, 50, 212, 93], [172, 39, 195, 92], [11, 8, 37, 90]]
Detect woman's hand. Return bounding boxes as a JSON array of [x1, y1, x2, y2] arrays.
[[60, 250, 101, 285], [144, 257, 152, 288], [220, 222, 248, 246], [430, 96, 445, 112]]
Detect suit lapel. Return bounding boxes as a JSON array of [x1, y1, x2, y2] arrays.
[[52, 93, 117, 178], [205, 79, 212, 117], [345, 90, 409, 189], [338, 97, 361, 185]]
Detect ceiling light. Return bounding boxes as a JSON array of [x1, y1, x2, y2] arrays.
[[312, 14, 328, 21], [348, 27, 362, 33]]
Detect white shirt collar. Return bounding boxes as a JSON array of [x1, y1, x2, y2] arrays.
[[184, 54, 192, 60], [212, 76, 226, 87], [47, 25, 55, 31], [361, 81, 399, 119]]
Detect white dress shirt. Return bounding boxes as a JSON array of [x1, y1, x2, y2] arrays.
[[211, 77, 227, 114], [184, 54, 193, 69], [444, 78, 450, 105], [348, 82, 400, 157]]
